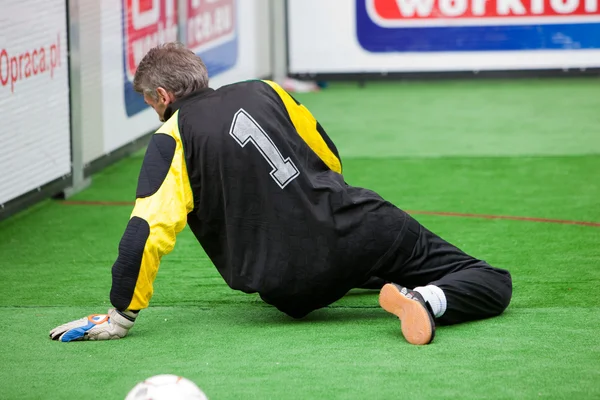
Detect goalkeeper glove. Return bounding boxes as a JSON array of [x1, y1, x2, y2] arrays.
[[49, 308, 137, 342]]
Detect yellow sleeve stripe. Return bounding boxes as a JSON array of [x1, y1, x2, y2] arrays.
[[263, 80, 342, 174]]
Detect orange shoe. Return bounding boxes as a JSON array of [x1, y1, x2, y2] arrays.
[[379, 283, 436, 345]]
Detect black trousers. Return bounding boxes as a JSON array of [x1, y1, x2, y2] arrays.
[[261, 214, 512, 323], [371, 215, 513, 325]]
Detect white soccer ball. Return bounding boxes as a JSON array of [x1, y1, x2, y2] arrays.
[[125, 374, 209, 400]]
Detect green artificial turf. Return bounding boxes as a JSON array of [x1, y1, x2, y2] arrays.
[[1, 78, 599, 399], [306, 79, 600, 158]]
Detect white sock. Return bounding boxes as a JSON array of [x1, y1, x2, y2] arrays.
[[413, 285, 447, 318]]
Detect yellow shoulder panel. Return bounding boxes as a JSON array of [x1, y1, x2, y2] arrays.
[[263, 80, 342, 174]]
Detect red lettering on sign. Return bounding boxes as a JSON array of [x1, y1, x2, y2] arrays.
[[186, 0, 235, 51], [0, 50, 8, 86], [0, 34, 62, 93], [370, 0, 599, 19], [124, 0, 178, 79]]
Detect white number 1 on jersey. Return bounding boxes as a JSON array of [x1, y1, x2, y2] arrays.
[[229, 109, 300, 188]]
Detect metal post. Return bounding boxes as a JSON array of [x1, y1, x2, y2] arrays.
[[178, 0, 187, 44], [270, 0, 288, 84], [63, 0, 91, 198]]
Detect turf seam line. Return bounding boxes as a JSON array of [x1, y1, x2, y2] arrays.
[[406, 210, 600, 227], [58, 200, 600, 227]]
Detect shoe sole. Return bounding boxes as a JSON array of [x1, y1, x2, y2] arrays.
[[379, 284, 434, 345]]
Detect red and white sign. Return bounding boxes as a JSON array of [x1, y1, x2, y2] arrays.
[[124, 0, 178, 80], [367, 0, 600, 26], [0, 0, 71, 205], [186, 0, 236, 52]]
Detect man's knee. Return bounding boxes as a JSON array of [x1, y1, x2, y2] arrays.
[[282, 307, 312, 319], [496, 268, 513, 313], [470, 262, 513, 314], [436, 266, 513, 325], [260, 293, 315, 319]]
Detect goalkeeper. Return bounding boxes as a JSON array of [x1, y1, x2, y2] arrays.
[[50, 43, 512, 345]]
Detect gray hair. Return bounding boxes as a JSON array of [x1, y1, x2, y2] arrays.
[[133, 42, 209, 100]]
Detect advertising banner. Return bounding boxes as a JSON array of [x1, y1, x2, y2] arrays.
[[0, 0, 71, 204], [357, 0, 600, 52], [186, 0, 238, 77], [121, 0, 237, 116], [123, 0, 179, 117], [101, 0, 246, 155], [287, 0, 600, 74]]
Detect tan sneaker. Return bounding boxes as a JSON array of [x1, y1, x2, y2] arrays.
[[379, 283, 436, 345]]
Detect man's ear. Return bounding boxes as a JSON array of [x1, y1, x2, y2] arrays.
[[156, 87, 174, 104]]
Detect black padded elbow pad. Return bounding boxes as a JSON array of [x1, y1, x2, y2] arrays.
[[136, 134, 177, 198]]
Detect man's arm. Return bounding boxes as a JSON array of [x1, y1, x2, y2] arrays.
[[50, 111, 194, 342], [111, 114, 194, 312]]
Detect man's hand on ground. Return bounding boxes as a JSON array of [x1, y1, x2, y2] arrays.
[[49, 309, 136, 342]]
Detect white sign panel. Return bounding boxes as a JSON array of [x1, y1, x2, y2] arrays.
[[288, 0, 600, 73], [0, 0, 71, 204]]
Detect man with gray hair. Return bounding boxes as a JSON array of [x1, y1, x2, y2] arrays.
[[50, 42, 512, 345]]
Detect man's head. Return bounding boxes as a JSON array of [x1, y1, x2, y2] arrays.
[[133, 42, 209, 122]]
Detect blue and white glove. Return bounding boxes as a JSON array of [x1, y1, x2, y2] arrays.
[[49, 308, 137, 342]]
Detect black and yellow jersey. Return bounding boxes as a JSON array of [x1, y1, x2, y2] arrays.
[[110, 80, 411, 315]]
